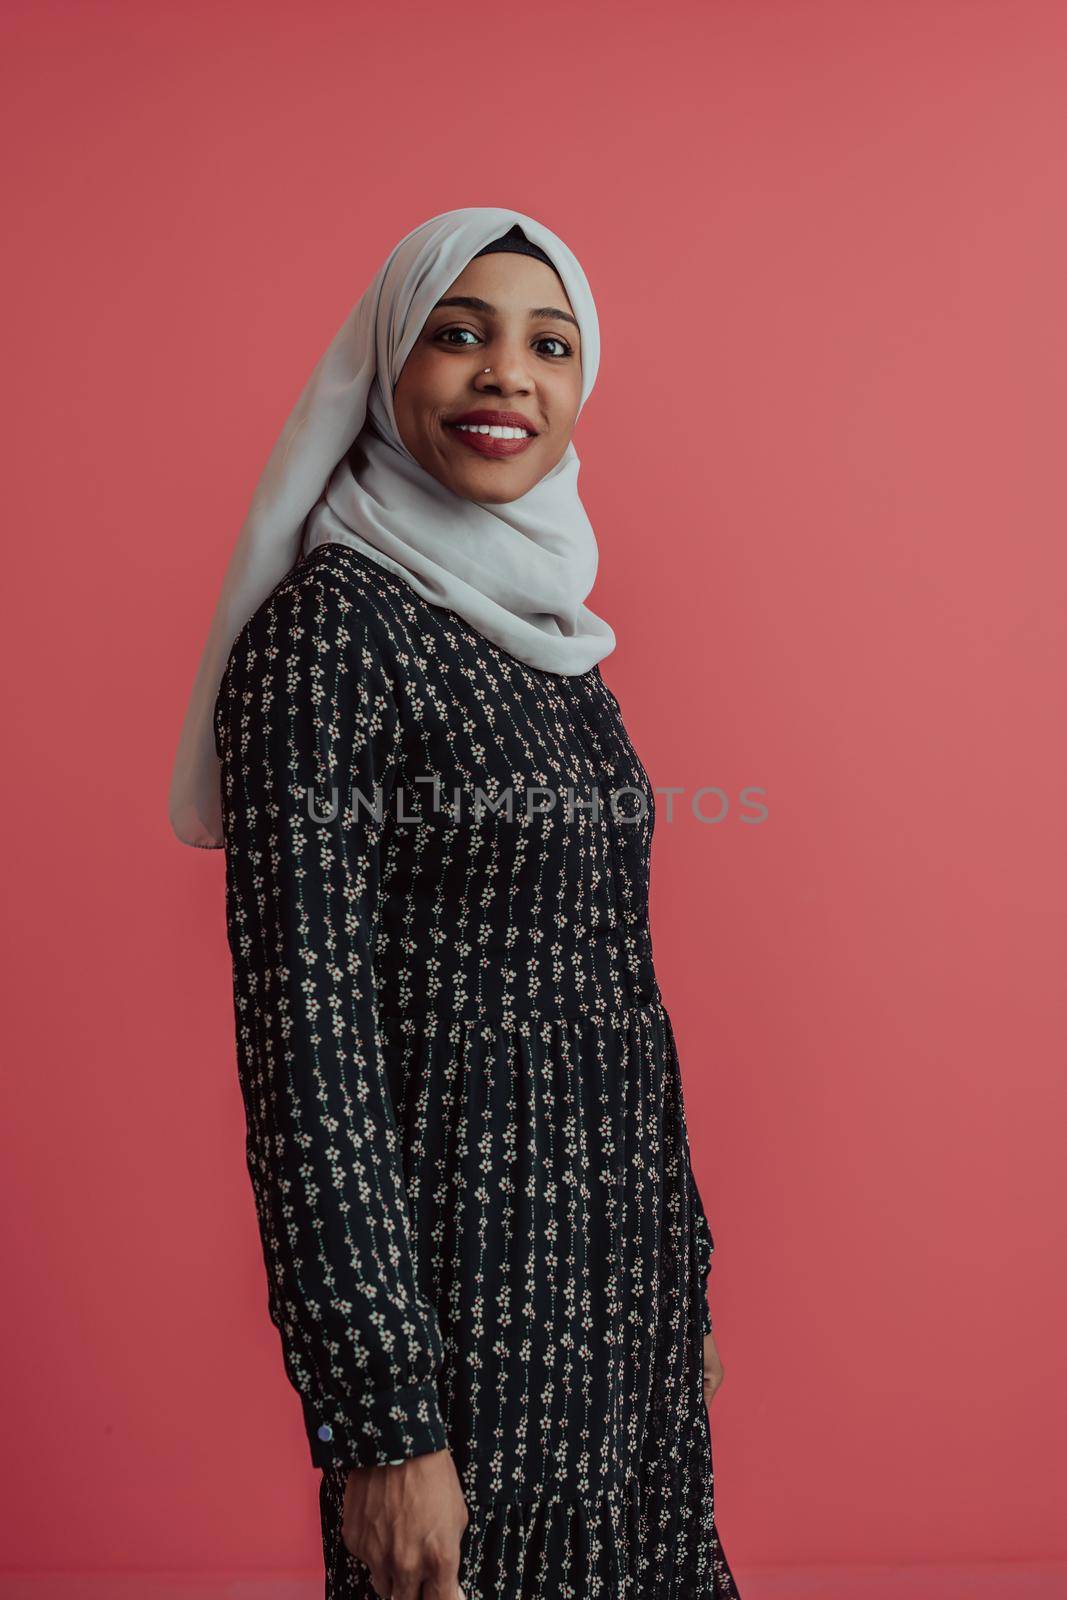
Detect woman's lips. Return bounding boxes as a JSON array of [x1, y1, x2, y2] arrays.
[[445, 425, 537, 460]]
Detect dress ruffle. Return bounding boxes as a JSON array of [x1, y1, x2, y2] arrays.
[[320, 1414, 741, 1598]]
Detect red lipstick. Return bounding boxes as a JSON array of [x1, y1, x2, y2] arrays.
[[445, 409, 540, 460]]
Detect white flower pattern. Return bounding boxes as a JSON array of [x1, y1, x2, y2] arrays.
[[215, 542, 739, 1598]]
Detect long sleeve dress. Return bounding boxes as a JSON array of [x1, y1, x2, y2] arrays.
[[214, 539, 741, 1600]]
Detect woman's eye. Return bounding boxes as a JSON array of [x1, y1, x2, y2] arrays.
[[434, 327, 573, 358]]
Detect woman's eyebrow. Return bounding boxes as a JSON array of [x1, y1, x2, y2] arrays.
[[433, 295, 580, 333]]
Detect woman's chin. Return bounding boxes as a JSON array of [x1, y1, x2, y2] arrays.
[[444, 463, 537, 505]]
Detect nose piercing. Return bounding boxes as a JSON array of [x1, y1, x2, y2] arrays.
[[484, 368, 491, 374]]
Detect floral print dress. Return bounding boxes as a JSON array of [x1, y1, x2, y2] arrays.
[[214, 540, 741, 1598]]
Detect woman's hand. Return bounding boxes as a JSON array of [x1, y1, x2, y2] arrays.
[[343, 1447, 469, 1600], [702, 1329, 725, 1407]]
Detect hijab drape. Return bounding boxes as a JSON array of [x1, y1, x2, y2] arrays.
[[168, 206, 615, 849]]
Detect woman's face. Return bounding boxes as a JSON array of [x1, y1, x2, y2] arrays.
[[393, 251, 583, 504]]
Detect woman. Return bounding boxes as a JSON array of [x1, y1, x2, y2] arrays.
[[169, 207, 741, 1600]]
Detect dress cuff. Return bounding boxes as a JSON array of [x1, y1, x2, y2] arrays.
[[304, 1380, 448, 1471]]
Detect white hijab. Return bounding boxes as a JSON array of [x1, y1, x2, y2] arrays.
[[168, 206, 616, 849]]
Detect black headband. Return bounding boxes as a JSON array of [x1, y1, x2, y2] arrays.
[[471, 223, 557, 272]]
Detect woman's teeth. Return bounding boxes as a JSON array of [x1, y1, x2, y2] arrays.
[[452, 424, 532, 439]]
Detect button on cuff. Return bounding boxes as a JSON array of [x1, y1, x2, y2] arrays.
[[303, 1380, 448, 1471]]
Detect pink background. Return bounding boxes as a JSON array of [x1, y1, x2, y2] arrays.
[[3, 0, 1065, 1590]]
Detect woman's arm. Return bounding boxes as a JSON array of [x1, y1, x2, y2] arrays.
[[215, 570, 447, 1472]]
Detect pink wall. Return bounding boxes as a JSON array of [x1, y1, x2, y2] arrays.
[[3, 0, 1065, 1580]]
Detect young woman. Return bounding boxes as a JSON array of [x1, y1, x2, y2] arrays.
[[169, 207, 741, 1600]]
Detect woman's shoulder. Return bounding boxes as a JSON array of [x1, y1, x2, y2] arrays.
[[215, 545, 406, 752], [229, 542, 404, 664], [272, 540, 403, 625]]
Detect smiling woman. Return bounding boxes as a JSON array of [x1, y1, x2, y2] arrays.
[[170, 207, 741, 1600], [393, 239, 583, 496]]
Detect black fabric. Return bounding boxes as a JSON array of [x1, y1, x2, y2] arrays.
[[472, 222, 558, 271], [215, 541, 740, 1598]]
